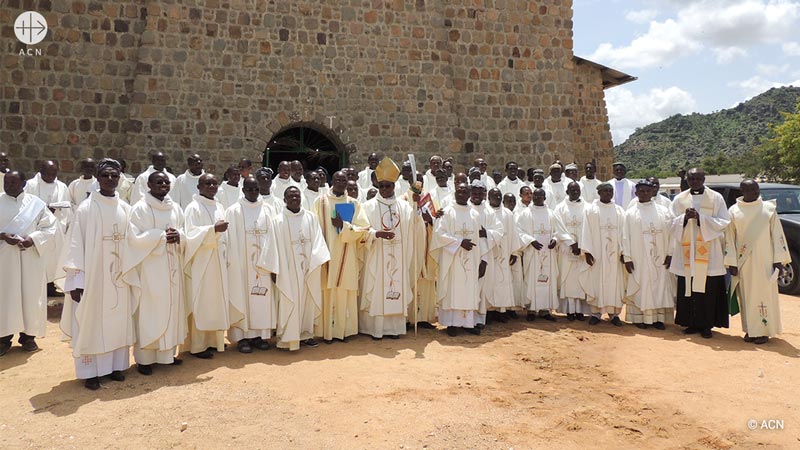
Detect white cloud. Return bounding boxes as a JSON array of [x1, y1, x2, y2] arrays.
[[625, 9, 659, 24], [605, 86, 697, 144], [784, 42, 800, 56], [728, 76, 800, 100], [755, 63, 791, 76], [590, 19, 701, 69], [712, 46, 747, 64], [590, 0, 800, 70]]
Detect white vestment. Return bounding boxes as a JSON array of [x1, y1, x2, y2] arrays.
[[471, 202, 504, 318], [498, 177, 526, 201], [302, 189, 321, 212], [422, 169, 437, 194], [117, 174, 134, 204], [554, 198, 590, 314], [490, 205, 522, 310], [431, 203, 486, 327], [271, 177, 295, 201], [360, 196, 423, 337], [579, 177, 600, 204], [429, 185, 454, 210], [24, 174, 72, 282], [184, 194, 239, 353], [130, 165, 175, 205], [214, 182, 241, 211], [725, 197, 791, 338], [260, 193, 284, 216], [131, 167, 176, 206], [623, 201, 676, 324], [579, 200, 626, 314], [607, 178, 636, 208], [61, 192, 134, 378], [171, 170, 205, 210], [518, 205, 571, 311], [480, 173, 496, 190], [225, 198, 280, 342], [122, 193, 188, 365], [68, 176, 96, 207], [395, 178, 411, 198], [510, 205, 529, 308], [668, 188, 730, 290], [543, 177, 567, 210], [0, 193, 56, 338], [357, 167, 374, 190], [273, 208, 330, 350]]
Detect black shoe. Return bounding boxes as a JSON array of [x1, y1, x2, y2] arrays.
[[526, 313, 536, 322], [237, 340, 253, 354], [19, 335, 39, 352], [192, 350, 214, 359], [508, 311, 518, 319], [464, 327, 481, 336], [251, 337, 271, 350], [541, 313, 557, 322], [47, 282, 65, 297], [567, 313, 576, 322], [371, 336, 383, 340], [753, 336, 769, 345], [137, 364, 153, 376], [418, 321, 437, 329], [386, 334, 400, 340], [301, 338, 320, 348], [446, 326, 459, 337], [342, 336, 350, 343], [588, 316, 601, 326], [20, 338, 39, 352], [84, 377, 101, 390], [109, 370, 125, 382], [610, 316, 623, 327], [653, 322, 666, 330], [475, 323, 485, 330], [494, 313, 508, 323], [635, 323, 647, 330], [171, 358, 183, 365], [700, 328, 713, 339], [575, 313, 586, 321], [743, 334, 755, 343], [0, 339, 12, 357], [324, 339, 334, 344], [683, 327, 699, 335]]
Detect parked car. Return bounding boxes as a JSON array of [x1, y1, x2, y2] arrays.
[[707, 183, 800, 294]]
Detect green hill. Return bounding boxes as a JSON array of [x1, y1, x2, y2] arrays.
[[614, 86, 800, 178]]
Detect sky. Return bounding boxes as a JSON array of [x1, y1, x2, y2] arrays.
[[572, 0, 800, 145]]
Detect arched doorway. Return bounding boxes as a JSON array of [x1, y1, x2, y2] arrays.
[[262, 122, 347, 183]]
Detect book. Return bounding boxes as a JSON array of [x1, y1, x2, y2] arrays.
[[417, 192, 437, 218], [334, 202, 355, 234]]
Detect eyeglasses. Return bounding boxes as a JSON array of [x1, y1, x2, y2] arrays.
[[98, 173, 120, 179]]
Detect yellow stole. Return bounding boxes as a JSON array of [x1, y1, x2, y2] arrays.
[[674, 189, 715, 295]]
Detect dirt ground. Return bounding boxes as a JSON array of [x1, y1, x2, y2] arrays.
[[1, 296, 799, 450]]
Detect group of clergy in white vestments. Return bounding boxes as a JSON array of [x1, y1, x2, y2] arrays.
[[0, 149, 791, 391]]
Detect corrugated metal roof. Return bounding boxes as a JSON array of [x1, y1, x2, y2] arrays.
[[573, 56, 637, 89]]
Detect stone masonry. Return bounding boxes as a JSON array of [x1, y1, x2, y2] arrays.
[[1, 0, 620, 180]]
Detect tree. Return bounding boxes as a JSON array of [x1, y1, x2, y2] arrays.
[[753, 100, 800, 182]]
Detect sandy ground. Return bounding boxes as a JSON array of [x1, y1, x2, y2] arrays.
[[1, 296, 799, 450]]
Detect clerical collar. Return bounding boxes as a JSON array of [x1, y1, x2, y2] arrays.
[[569, 198, 582, 203], [690, 187, 705, 195]]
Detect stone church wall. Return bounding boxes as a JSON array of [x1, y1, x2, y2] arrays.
[[2, 0, 614, 181]]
